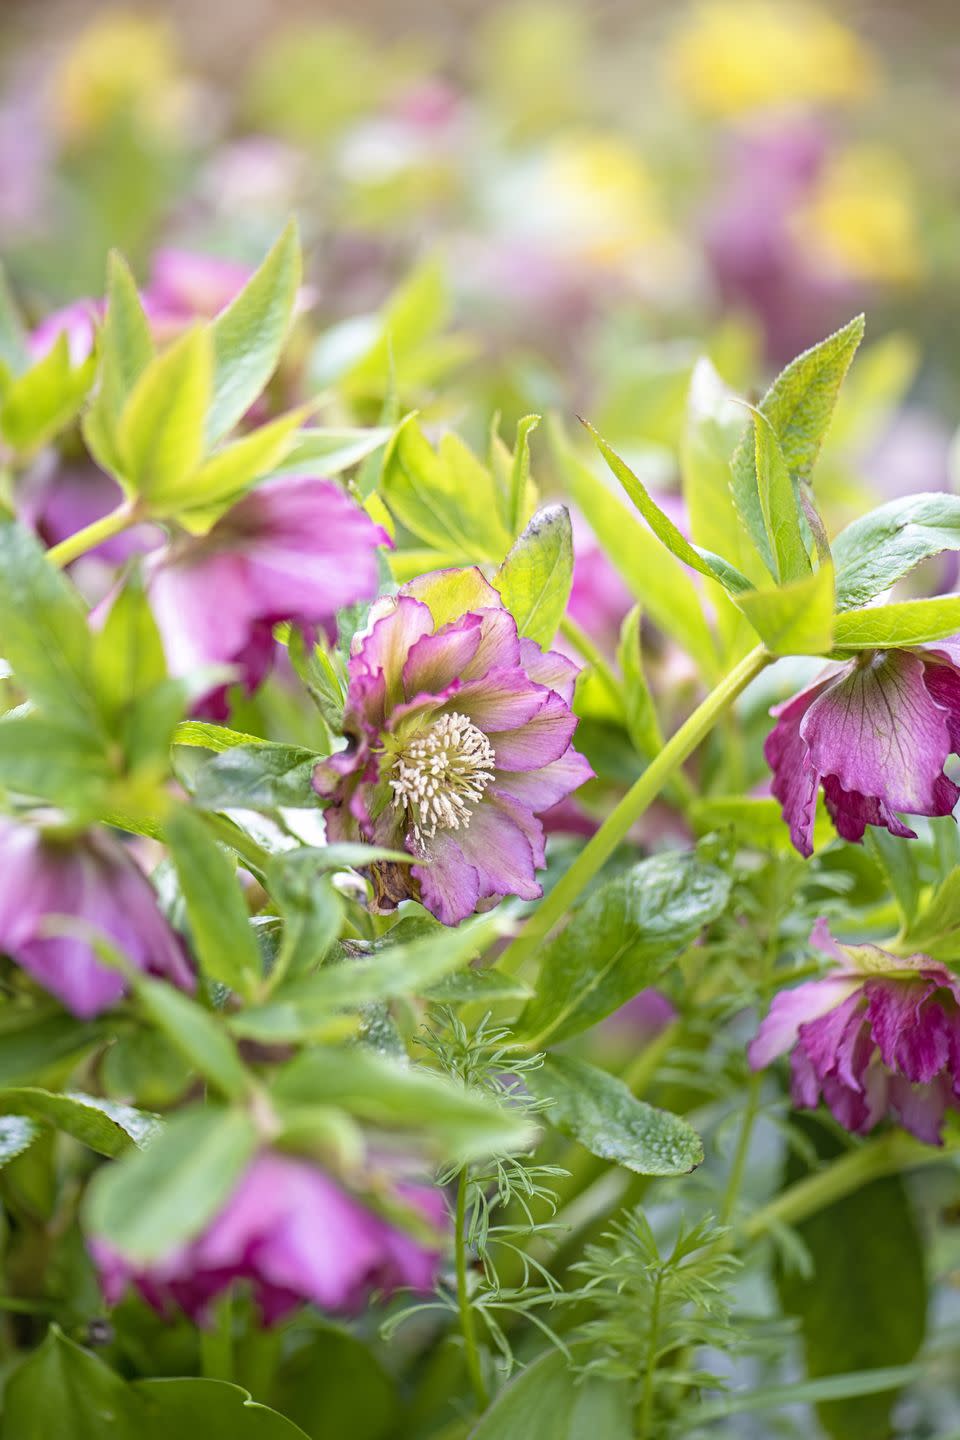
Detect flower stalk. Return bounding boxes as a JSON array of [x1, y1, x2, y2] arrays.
[[455, 1167, 488, 1411], [46, 500, 140, 568]]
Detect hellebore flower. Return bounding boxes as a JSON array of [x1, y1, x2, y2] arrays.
[[765, 644, 960, 857], [0, 818, 192, 1018], [148, 476, 389, 720], [91, 1152, 448, 1324], [749, 919, 960, 1143], [313, 568, 593, 925]]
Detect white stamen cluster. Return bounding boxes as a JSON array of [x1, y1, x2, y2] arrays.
[[390, 711, 496, 841]]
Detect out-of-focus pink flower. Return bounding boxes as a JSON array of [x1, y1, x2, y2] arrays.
[[606, 988, 678, 1043], [21, 459, 160, 567], [28, 299, 102, 365], [91, 1151, 448, 1324], [0, 817, 192, 1018], [148, 476, 389, 720], [143, 249, 254, 339], [765, 643, 960, 856], [750, 919, 960, 1143], [313, 567, 593, 925]]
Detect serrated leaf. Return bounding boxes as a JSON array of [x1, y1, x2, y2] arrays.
[[382, 417, 511, 562], [207, 220, 300, 444], [833, 493, 960, 610], [494, 503, 573, 648], [191, 742, 322, 810], [833, 594, 960, 649], [527, 1054, 702, 1175], [517, 852, 731, 1048], [735, 563, 835, 655], [753, 411, 812, 583], [117, 327, 212, 503]]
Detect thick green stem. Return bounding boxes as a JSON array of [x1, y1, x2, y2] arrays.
[[47, 501, 138, 568], [499, 645, 772, 974], [456, 1168, 488, 1411], [744, 1130, 960, 1240]]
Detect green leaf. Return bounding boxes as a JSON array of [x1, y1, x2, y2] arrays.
[[550, 419, 720, 678], [92, 572, 167, 717], [469, 1347, 632, 1440], [526, 1054, 702, 1175], [98, 251, 156, 424], [84, 1105, 258, 1263], [0, 1088, 159, 1157], [135, 980, 252, 1101], [273, 1048, 536, 1162], [0, 521, 98, 723], [0, 715, 112, 808], [494, 503, 573, 648], [207, 220, 301, 444], [173, 720, 267, 752], [833, 493, 960, 610], [753, 411, 812, 583], [270, 1323, 396, 1440], [0, 264, 28, 374], [506, 413, 541, 534], [616, 605, 662, 759], [191, 742, 322, 811], [735, 562, 835, 655], [117, 328, 213, 504], [833, 594, 960, 649], [0, 1115, 40, 1168], [233, 914, 502, 1041], [0, 1010, 104, 1087], [0, 335, 95, 457], [425, 966, 531, 1003], [381, 418, 512, 562], [176, 409, 306, 523], [273, 425, 393, 479], [899, 864, 960, 956], [730, 315, 865, 572], [517, 852, 731, 1048], [777, 1125, 926, 1440], [335, 257, 449, 391], [165, 806, 263, 999], [1, 1326, 142, 1439], [136, 1379, 310, 1439], [262, 849, 345, 986], [586, 420, 753, 594]]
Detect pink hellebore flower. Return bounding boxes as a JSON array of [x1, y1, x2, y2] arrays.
[[148, 476, 389, 721], [142, 248, 254, 340], [749, 919, 960, 1144], [28, 298, 102, 365], [0, 818, 192, 1019], [765, 644, 960, 857], [313, 568, 593, 925], [91, 1152, 448, 1325]]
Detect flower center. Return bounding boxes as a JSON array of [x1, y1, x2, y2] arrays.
[[389, 711, 495, 841]]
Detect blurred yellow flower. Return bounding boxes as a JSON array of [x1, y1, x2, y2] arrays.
[[793, 146, 922, 284], [52, 11, 187, 142], [540, 134, 666, 266], [666, 0, 878, 115]]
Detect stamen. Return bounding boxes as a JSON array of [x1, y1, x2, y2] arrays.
[[390, 712, 495, 841]]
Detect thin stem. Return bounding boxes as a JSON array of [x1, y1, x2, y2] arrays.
[[558, 613, 623, 710], [637, 1269, 663, 1437], [719, 1072, 762, 1225], [455, 1167, 488, 1411], [200, 1292, 234, 1381], [744, 1129, 960, 1241], [499, 645, 772, 974], [46, 501, 138, 568]]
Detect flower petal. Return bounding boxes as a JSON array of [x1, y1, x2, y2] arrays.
[[748, 977, 862, 1070], [493, 747, 594, 810], [487, 691, 580, 770]]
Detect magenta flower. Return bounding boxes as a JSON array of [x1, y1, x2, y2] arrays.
[[148, 476, 388, 720], [28, 298, 102, 365], [0, 818, 192, 1019], [313, 568, 593, 925], [765, 644, 960, 857], [749, 919, 960, 1143], [143, 249, 253, 339], [91, 1152, 448, 1325]]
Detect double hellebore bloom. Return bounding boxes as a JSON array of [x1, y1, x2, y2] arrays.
[[750, 919, 960, 1143], [766, 643, 960, 857], [148, 476, 388, 720], [0, 817, 192, 1018], [91, 1152, 448, 1324], [314, 568, 593, 925]]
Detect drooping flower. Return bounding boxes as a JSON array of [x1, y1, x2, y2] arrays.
[[765, 644, 960, 857], [0, 818, 192, 1019], [147, 476, 389, 720], [749, 919, 960, 1143], [313, 568, 593, 925], [91, 1152, 448, 1325]]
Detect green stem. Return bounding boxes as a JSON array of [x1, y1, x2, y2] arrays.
[[558, 614, 623, 710], [637, 1270, 663, 1437], [719, 1072, 762, 1225], [456, 1168, 488, 1411], [46, 501, 138, 568], [744, 1130, 960, 1240], [200, 1292, 234, 1381], [499, 645, 772, 974]]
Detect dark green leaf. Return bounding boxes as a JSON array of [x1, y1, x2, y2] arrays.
[[263, 848, 345, 985], [469, 1347, 631, 1440], [833, 493, 960, 610], [271, 1323, 396, 1440], [135, 979, 252, 1101], [526, 1054, 702, 1175], [165, 806, 263, 998], [1, 1326, 141, 1439], [517, 852, 731, 1048], [136, 1379, 309, 1438], [83, 1106, 258, 1262], [192, 743, 322, 811], [0, 1088, 159, 1157], [0, 1010, 104, 1087], [495, 503, 573, 648], [0, 715, 111, 808]]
